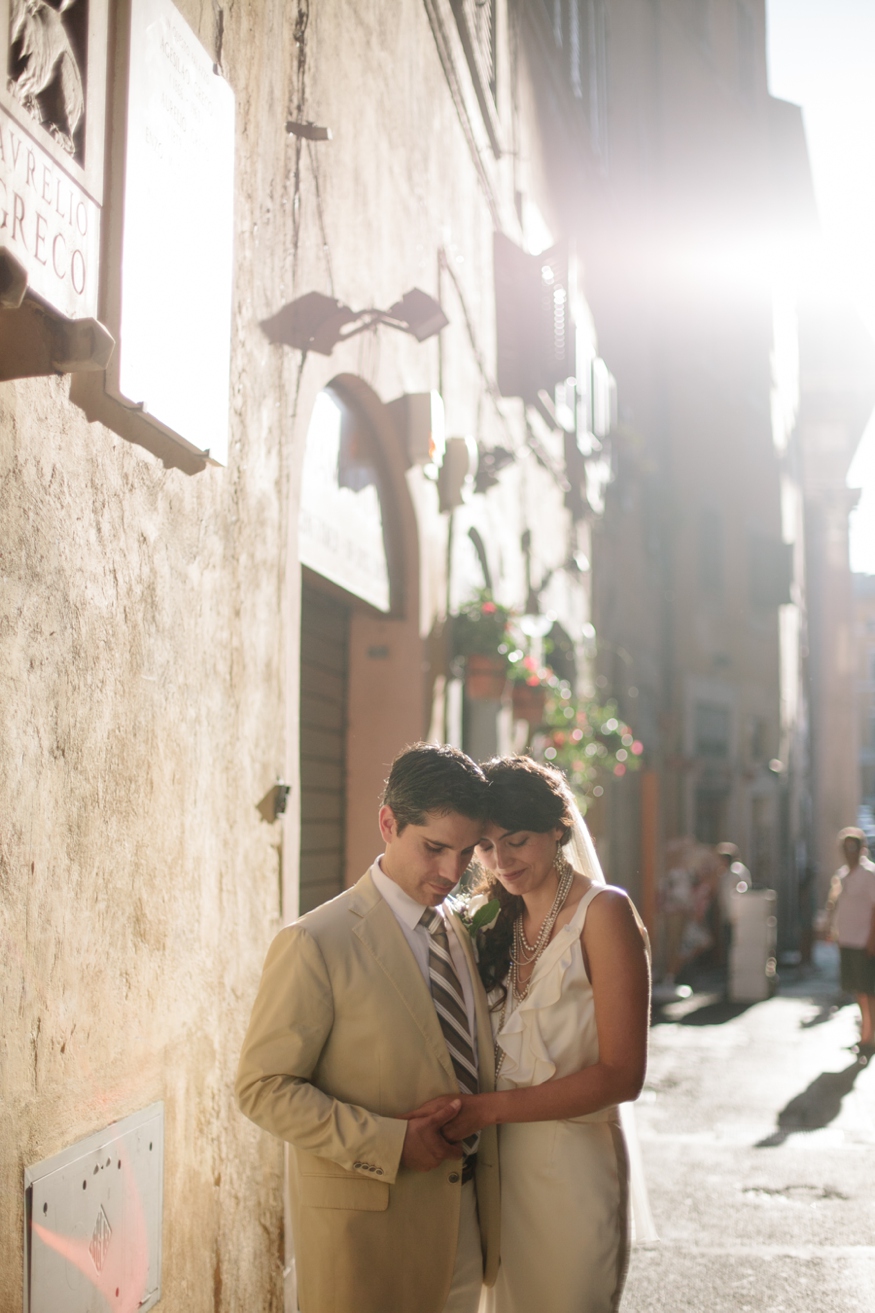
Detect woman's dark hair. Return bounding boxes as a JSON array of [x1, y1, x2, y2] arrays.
[[474, 756, 576, 999], [382, 742, 488, 832]]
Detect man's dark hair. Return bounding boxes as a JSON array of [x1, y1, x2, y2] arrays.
[[382, 742, 488, 832]]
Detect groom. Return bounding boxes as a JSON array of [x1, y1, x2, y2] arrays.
[[236, 742, 500, 1313]]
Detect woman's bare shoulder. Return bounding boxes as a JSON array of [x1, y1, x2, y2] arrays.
[[583, 885, 648, 940]]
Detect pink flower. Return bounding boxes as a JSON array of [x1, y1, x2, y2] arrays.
[[481, 601, 497, 614], [523, 656, 537, 671], [526, 675, 540, 686], [614, 763, 626, 777], [631, 741, 644, 755]]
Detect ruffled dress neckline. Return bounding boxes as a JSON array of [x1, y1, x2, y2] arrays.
[[494, 882, 605, 1091]]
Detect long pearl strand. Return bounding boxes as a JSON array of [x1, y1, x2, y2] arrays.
[[494, 849, 574, 1080]]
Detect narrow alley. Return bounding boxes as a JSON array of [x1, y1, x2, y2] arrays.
[[625, 949, 875, 1312]]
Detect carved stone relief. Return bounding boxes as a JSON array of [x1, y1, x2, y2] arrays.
[[8, 0, 87, 159]]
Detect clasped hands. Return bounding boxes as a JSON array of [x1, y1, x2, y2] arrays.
[[399, 1093, 486, 1172]]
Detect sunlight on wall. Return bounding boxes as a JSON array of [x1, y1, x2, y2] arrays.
[[767, 0, 875, 574]]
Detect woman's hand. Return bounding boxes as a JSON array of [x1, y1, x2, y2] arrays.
[[401, 1094, 461, 1122], [440, 1094, 495, 1142], [402, 1093, 496, 1141]]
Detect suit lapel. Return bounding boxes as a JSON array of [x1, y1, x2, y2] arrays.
[[351, 879, 456, 1084], [447, 910, 496, 1092]]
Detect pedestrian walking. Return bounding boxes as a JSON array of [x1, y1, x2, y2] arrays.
[[826, 827, 875, 1057]]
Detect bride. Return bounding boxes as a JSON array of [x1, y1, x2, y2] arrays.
[[409, 755, 651, 1312]]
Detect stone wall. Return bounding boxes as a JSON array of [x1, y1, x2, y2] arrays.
[[1, 2, 593, 1309], [1, 0, 293, 1306]]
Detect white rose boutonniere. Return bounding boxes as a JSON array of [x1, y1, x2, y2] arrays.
[[447, 891, 501, 957]]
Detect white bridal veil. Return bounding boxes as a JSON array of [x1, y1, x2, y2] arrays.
[[568, 800, 659, 1246], [566, 799, 607, 887]]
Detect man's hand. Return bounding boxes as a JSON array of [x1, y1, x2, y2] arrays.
[[403, 1093, 494, 1143], [400, 1100, 463, 1172]]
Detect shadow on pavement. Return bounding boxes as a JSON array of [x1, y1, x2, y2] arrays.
[[798, 999, 849, 1029], [674, 999, 753, 1026], [756, 1061, 864, 1147], [651, 990, 754, 1027]]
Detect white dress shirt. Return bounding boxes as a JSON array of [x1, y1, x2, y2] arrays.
[[833, 858, 875, 948], [371, 858, 479, 1058]]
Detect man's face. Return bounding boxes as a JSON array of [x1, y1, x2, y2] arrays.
[[379, 806, 483, 906], [843, 837, 863, 867]]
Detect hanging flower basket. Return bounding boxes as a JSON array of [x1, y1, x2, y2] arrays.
[[512, 682, 547, 725], [465, 654, 509, 700]]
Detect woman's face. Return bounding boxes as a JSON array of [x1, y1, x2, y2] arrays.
[[476, 822, 565, 897]]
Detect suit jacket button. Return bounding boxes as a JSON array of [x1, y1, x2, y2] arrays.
[[354, 1162, 362, 1169], [448, 1172, 460, 1184], [376, 1168, 383, 1175]]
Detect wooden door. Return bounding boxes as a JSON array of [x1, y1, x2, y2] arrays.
[[299, 583, 350, 913]]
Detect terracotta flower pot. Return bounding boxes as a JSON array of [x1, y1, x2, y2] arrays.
[[465, 654, 508, 700], [512, 683, 547, 725]]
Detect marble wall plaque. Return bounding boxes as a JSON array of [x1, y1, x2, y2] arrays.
[[0, 0, 107, 319], [111, 0, 235, 464], [0, 105, 100, 317]]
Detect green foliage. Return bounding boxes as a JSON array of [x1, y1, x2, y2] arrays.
[[532, 682, 644, 809], [452, 589, 514, 660], [507, 652, 549, 685]]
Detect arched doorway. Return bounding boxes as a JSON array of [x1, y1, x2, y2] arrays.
[[297, 378, 422, 912]]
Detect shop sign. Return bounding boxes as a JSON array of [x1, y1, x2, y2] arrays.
[[0, 107, 100, 318], [0, 0, 108, 320]]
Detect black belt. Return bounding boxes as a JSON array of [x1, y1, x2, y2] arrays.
[[461, 1153, 477, 1184]]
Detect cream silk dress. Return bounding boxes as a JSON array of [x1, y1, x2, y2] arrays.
[[482, 884, 631, 1313]]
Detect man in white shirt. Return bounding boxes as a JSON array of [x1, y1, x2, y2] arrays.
[[236, 743, 499, 1313], [827, 827, 875, 1055]]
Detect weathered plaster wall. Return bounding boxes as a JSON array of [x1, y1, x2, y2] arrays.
[[0, 1, 296, 1308], [2, 3, 591, 1310]]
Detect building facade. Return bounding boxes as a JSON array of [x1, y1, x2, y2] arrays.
[[1, 3, 618, 1310], [4, 3, 870, 1309], [574, 0, 873, 949]]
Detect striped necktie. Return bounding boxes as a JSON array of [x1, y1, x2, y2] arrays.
[[419, 907, 480, 1154]]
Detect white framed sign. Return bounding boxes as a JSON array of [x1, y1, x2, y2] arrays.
[[106, 0, 235, 465]]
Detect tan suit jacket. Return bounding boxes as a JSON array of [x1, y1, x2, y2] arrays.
[[236, 868, 500, 1313]]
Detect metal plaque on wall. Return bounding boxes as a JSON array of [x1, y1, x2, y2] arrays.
[[24, 1103, 164, 1313], [0, 0, 109, 318], [103, 0, 236, 465]]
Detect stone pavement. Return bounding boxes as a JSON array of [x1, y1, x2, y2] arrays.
[[622, 945, 875, 1312]]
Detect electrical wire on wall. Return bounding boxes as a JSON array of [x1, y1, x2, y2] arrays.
[[212, 1, 224, 72], [290, 1, 310, 297], [307, 137, 336, 300]]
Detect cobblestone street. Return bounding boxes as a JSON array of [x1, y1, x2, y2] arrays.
[[623, 947, 875, 1312]]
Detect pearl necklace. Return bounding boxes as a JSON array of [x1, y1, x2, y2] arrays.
[[510, 854, 574, 1002]]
